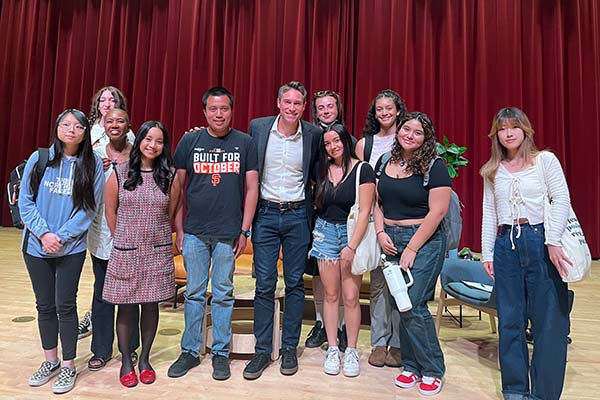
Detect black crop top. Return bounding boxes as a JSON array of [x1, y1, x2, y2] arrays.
[[318, 162, 376, 224], [376, 158, 451, 220]]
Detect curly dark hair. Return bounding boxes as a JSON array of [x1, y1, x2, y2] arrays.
[[314, 124, 357, 211], [88, 86, 129, 126], [124, 121, 173, 194], [390, 112, 437, 175], [29, 109, 97, 212], [362, 89, 407, 137]]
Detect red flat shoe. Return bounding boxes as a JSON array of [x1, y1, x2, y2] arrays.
[[120, 371, 138, 387], [139, 369, 156, 384]]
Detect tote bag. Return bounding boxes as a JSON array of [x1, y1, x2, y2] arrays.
[[347, 162, 381, 275], [536, 152, 592, 282]]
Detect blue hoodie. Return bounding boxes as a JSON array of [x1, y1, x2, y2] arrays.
[[18, 147, 104, 258]]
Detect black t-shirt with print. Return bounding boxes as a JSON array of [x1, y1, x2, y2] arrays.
[[318, 162, 376, 224], [173, 128, 258, 240]]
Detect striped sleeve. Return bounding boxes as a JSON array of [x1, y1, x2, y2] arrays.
[[481, 177, 498, 262], [540, 151, 571, 246]]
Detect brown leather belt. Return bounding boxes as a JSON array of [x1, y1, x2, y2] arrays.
[[260, 199, 305, 211]]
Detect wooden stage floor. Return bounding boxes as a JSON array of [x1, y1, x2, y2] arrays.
[[0, 227, 598, 399]]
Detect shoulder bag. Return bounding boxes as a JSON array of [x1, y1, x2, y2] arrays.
[[347, 162, 381, 275], [535, 152, 592, 282]]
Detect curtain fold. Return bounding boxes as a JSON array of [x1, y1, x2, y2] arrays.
[[1, 0, 599, 257]]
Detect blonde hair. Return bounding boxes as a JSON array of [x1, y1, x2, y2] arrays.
[[479, 107, 539, 182]]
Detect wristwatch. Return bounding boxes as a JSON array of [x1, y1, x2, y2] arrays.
[[241, 230, 251, 238]]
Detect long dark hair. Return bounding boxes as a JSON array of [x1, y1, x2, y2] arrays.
[[315, 124, 357, 210], [390, 112, 437, 175], [362, 89, 407, 137], [124, 121, 173, 194], [29, 109, 97, 211]]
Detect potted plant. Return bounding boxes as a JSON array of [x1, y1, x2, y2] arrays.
[[436, 136, 468, 258], [436, 136, 468, 178]]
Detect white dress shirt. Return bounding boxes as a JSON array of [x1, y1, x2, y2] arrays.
[[260, 116, 305, 202]]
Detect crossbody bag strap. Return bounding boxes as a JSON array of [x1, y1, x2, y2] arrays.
[[354, 161, 365, 206]]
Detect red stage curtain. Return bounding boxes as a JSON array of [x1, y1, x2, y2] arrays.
[[1, 0, 599, 257]]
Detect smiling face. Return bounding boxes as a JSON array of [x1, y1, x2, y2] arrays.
[[323, 130, 343, 163], [103, 109, 129, 143], [139, 127, 164, 163], [397, 119, 426, 154], [315, 95, 338, 125], [277, 88, 306, 125], [204, 95, 232, 136], [375, 97, 399, 130]]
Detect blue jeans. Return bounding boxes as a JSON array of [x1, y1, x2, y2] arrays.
[[494, 224, 569, 400], [309, 217, 347, 260], [180, 234, 235, 358], [252, 204, 311, 353], [91, 255, 139, 358], [385, 224, 446, 378]]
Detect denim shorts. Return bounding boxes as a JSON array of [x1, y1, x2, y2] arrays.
[[309, 217, 348, 260]]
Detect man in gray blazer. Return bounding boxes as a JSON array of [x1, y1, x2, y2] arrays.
[[242, 81, 321, 380]]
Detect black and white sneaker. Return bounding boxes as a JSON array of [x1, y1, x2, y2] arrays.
[[29, 360, 61, 386], [78, 311, 92, 340], [52, 366, 76, 394]]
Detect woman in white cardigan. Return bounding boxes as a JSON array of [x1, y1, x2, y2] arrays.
[[480, 107, 571, 400]]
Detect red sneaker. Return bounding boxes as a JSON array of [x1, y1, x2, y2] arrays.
[[418, 376, 443, 396], [395, 371, 420, 388]]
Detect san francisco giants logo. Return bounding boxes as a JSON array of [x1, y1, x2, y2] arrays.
[[211, 173, 221, 186]]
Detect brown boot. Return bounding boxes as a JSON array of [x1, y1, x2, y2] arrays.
[[384, 346, 402, 367], [368, 346, 387, 367]]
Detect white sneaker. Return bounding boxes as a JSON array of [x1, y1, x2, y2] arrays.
[[323, 347, 341, 375], [343, 348, 360, 377]]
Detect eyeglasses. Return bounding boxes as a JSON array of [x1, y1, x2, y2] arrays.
[[59, 122, 86, 132]]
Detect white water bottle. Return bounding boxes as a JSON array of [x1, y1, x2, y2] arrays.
[[381, 254, 414, 312]]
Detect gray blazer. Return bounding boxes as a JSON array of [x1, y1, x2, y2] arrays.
[[248, 116, 322, 224]]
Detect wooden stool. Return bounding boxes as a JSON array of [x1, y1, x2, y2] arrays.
[[203, 286, 284, 360]]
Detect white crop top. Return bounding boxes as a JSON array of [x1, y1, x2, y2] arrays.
[[481, 151, 571, 262]]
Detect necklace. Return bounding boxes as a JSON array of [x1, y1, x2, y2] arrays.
[[399, 160, 406, 167], [328, 164, 344, 185], [106, 143, 130, 164]]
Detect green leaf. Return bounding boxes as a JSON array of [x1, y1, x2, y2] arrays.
[[447, 144, 460, 154], [436, 142, 445, 156], [454, 160, 469, 167], [458, 146, 467, 154], [443, 136, 449, 146], [448, 164, 457, 178]]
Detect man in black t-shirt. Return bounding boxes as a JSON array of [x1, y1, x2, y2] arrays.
[[167, 87, 259, 381]]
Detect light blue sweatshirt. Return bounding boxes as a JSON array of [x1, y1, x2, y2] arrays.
[[18, 147, 105, 258]]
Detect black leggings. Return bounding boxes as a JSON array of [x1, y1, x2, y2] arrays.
[[116, 302, 159, 375], [24, 251, 86, 361]]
